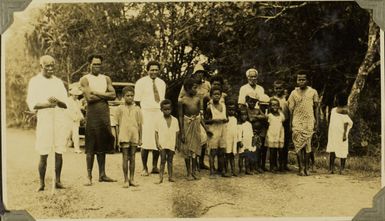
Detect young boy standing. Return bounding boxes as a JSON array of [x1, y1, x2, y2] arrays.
[[155, 99, 179, 183], [272, 80, 291, 171], [288, 72, 320, 176], [115, 86, 142, 188], [179, 78, 212, 181], [204, 86, 228, 178]]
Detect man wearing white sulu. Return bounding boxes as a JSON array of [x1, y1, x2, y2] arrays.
[[134, 61, 166, 176], [26, 55, 69, 192]]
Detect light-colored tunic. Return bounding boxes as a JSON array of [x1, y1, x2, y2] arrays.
[[265, 113, 285, 148], [288, 86, 319, 153], [238, 121, 255, 153], [326, 108, 353, 158], [134, 76, 166, 150], [225, 116, 238, 154], [26, 73, 69, 155], [154, 115, 179, 151], [207, 103, 227, 149], [115, 104, 142, 146]]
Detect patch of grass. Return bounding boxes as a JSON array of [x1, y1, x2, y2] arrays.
[[287, 151, 381, 176]]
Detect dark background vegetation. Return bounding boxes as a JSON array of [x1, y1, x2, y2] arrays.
[[5, 2, 381, 157]]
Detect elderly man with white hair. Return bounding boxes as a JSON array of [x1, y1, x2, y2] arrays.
[[238, 68, 268, 106], [26, 55, 69, 191]]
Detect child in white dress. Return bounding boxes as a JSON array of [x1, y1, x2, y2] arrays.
[[67, 86, 84, 154], [265, 98, 285, 172], [326, 92, 353, 174], [238, 107, 255, 175], [225, 100, 238, 177]]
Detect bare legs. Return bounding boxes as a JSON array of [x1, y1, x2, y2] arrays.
[[158, 149, 175, 184], [122, 146, 138, 188], [141, 149, 160, 176], [85, 152, 116, 186], [38, 153, 64, 191]]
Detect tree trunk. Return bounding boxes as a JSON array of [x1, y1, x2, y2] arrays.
[[348, 11, 379, 118]]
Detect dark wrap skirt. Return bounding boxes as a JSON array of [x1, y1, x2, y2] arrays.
[[85, 100, 115, 154]]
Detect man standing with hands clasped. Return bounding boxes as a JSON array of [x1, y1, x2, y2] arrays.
[[27, 55, 69, 191], [134, 61, 166, 176]]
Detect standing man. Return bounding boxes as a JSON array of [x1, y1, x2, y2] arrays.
[[134, 61, 166, 176], [27, 55, 69, 191], [80, 54, 117, 186], [288, 71, 320, 176]]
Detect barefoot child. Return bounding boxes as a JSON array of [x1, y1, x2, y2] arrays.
[[225, 100, 239, 177], [179, 78, 212, 181], [326, 92, 353, 174], [288, 71, 320, 176], [265, 98, 285, 172], [245, 95, 267, 173], [115, 86, 142, 188], [237, 107, 255, 175], [205, 86, 228, 178], [272, 80, 291, 171], [155, 99, 179, 183]]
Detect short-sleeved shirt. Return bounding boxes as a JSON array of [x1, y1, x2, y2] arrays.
[[134, 76, 166, 109], [238, 83, 265, 105], [115, 104, 143, 145], [287, 86, 319, 132], [154, 115, 180, 151]]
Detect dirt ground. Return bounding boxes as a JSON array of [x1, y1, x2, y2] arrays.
[[4, 128, 381, 219]]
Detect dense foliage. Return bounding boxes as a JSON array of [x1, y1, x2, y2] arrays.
[[5, 2, 381, 156]]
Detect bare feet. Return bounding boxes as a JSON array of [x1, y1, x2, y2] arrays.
[[84, 178, 92, 186], [192, 173, 201, 180], [55, 182, 65, 189], [151, 167, 160, 174], [99, 176, 117, 182], [168, 177, 175, 182], [129, 181, 139, 187], [297, 169, 305, 176], [186, 175, 194, 181], [141, 170, 149, 176], [37, 185, 45, 192]]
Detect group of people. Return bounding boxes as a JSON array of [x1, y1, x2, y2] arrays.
[[26, 54, 353, 191]]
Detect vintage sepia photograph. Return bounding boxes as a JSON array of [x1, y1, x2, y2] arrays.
[[2, 0, 384, 219]]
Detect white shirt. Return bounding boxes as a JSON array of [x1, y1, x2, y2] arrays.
[[238, 83, 265, 105], [26, 73, 70, 154], [134, 76, 166, 109], [154, 115, 179, 151]]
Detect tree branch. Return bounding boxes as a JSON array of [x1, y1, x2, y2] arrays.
[[367, 60, 381, 74]]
